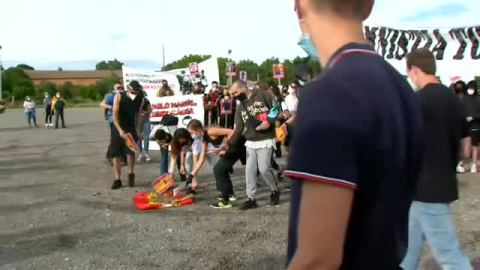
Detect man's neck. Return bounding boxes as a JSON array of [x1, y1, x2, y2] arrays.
[[418, 75, 440, 89], [313, 18, 367, 67]]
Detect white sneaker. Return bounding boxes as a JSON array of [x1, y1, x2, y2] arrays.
[[457, 164, 466, 173], [144, 154, 151, 162], [137, 155, 144, 162], [49, 123, 54, 127], [45, 123, 49, 127], [471, 164, 477, 173]]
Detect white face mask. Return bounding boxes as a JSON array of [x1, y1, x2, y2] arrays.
[[468, 89, 475, 95], [56, 95, 61, 98]]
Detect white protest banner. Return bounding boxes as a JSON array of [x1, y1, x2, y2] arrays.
[[165, 57, 220, 93], [364, 24, 480, 84], [146, 94, 204, 151], [122, 66, 181, 97]]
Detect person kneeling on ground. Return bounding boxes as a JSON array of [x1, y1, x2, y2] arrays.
[[110, 81, 145, 189]]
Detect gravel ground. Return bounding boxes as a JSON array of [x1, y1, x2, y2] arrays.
[[0, 108, 479, 270]]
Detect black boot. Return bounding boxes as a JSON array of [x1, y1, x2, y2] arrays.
[[128, 173, 135, 187], [111, 180, 122, 190]]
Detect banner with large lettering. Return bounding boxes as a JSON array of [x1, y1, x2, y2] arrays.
[[364, 24, 480, 83], [122, 66, 182, 96], [146, 94, 204, 151]]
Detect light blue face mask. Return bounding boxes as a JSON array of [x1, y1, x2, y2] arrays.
[[298, 34, 318, 60], [192, 135, 203, 141]]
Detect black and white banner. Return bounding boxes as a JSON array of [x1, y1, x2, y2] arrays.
[[364, 25, 480, 83]]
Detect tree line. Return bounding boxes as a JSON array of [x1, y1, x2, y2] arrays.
[[1, 56, 321, 102]]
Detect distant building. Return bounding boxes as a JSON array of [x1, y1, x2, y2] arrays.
[[25, 70, 122, 86]]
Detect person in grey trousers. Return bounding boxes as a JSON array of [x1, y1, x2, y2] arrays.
[[229, 80, 280, 210]]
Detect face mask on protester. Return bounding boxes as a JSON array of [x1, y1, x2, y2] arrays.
[[27, 97, 31, 101], [468, 89, 475, 95], [288, 87, 296, 95], [192, 134, 203, 141], [56, 95, 61, 98], [298, 34, 318, 60]]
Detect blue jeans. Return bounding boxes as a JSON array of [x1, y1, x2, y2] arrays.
[[401, 201, 472, 270], [26, 110, 36, 126], [159, 147, 169, 175], [137, 119, 151, 154]]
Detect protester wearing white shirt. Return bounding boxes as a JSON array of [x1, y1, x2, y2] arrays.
[[23, 96, 38, 128]]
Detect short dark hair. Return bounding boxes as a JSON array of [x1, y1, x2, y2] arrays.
[[309, 0, 373, 21], [212, 81, 219, 85], [406, 48, 436, 75], [154, 129, 172, 143], [187, 119, 204, 131]]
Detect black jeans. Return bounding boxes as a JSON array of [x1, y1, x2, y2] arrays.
[[45, 107, 52, 124], [214, 155, 239, 201], [55, 109, 65, 128]]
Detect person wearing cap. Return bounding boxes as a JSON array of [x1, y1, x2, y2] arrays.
[[285, 0, 424, 269], [110, 80, 145, 189]]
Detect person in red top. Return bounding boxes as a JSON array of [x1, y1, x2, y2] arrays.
[[206, 81, 220, 125]]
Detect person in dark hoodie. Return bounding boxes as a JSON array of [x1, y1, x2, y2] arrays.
[[229, 80, 280, 210], [466, 80, 480, 173]]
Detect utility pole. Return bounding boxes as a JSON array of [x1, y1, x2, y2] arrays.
[[228, 49, 232, 85], [162, 45, 165, 71]]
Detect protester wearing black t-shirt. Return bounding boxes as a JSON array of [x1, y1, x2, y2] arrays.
[[401, 49, 472, 270], [465, 80, 480, 173], [284, 1, 424, 269], [110, 81, 145, 190]]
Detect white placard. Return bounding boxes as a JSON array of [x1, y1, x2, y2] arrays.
[[122, 66, 182, 96]]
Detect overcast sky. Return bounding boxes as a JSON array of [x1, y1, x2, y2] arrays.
[[1, 0, 478, 70]]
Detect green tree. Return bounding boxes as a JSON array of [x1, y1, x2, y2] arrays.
[[58, 81, 74, 99], [16, 64, 35, 70], [58, 67, 63, 71], [1, 67, 35, 100], [217, 57, 231, 85], [95, 59, 124, 70], [236, 60, 260, 82], [35, 82, 57, 100], [163, 54, 211, 71], [95, 72, 120, 98], [13, 85, 35, 100]]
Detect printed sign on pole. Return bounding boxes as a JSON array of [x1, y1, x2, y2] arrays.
[[226, 62, 237, 76], [273, 64, 285, 79], [239, 71, 248, 82], [189, 62, 199, 76]]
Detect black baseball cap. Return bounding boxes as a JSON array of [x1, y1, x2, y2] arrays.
[[129, 80, 142, 91]]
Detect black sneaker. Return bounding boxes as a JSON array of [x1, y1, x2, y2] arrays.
[[270, 191, 280, 206], [111, 180, 122, 190], [128, 173, 135, 187], [239, 199, 258, 211], [186, 188, 196, 195]]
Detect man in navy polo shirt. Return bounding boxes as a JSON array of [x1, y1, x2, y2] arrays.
[[285, 0, 424, 269]]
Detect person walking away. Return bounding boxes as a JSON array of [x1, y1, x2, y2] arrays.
[[110, 81, 145, 189], [23, 96, 37, 128], [137, 95, 153, 162], [43, 92, 53, 127], [401, 49, 473, 269], [466, 80, 480, 173], [285, 0, 424, 269], [230, 80, 280, 210], [51, 92, 66, 129]]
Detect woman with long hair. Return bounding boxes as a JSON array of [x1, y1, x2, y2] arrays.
[[466, 80, 480, 173]]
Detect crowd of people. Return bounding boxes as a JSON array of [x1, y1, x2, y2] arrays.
[[100, 76, 302, 210]]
